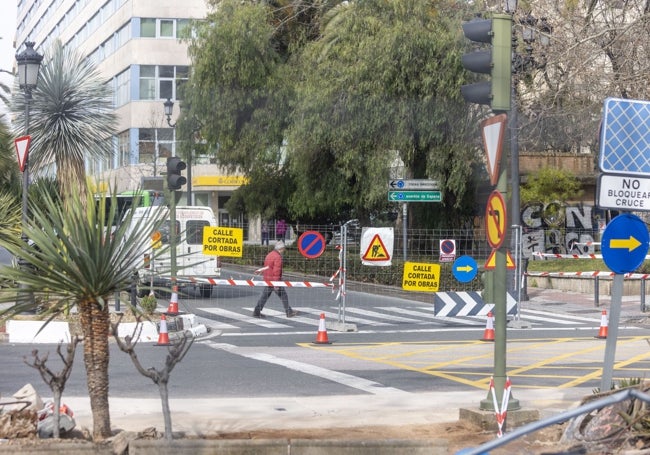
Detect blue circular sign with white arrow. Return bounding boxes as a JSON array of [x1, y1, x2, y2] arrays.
[[452, 255, 478, 283], [601, 213, 649, 274]]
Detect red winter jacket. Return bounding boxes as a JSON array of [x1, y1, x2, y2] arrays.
[[262, 250, 283, 281]]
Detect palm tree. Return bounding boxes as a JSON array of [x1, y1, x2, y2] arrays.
[[0, 188, 165, 440], [11, 40, 116, 206], [0, 118, 21, 195]]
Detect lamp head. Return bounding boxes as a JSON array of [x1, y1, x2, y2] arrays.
[[15, 42, 43, 90]]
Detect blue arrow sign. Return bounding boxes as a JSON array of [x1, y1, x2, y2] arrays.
[[452, 255, 478, 283], [601, 213, 649, 274]]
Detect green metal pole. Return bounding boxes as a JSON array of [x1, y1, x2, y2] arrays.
[[169, 190, 177, 283]]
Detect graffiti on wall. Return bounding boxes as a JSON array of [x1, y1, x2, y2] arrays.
[[521, 202, 609, 258]]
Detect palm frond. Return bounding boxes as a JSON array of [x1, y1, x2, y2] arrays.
[[0, 186, 167, 318]]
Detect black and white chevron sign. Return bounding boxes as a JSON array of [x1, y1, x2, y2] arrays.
[[434, 291, 517, 317]]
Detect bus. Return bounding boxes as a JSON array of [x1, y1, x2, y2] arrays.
[[95, 190, 164, 226]]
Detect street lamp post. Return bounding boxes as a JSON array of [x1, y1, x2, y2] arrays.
[[15, 41, 43, 310], [164, 98, 192, 206]]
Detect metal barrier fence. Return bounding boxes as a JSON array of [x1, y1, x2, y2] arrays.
[[157, 224, 628, 313]]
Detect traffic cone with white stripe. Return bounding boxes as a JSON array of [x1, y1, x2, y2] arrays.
[[596, 309, 608, 339], [481, 311, 495, 342], [313, 313, 332, 344], [155, 314, 171, 346], [166, 285, 179, 315]]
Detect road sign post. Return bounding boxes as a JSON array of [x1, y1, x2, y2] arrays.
[[599, 214, 650, 392]]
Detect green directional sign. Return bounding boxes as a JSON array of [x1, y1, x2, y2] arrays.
[[388, 191, 442, 202]]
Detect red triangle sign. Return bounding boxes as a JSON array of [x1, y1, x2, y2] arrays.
[[15, 136, 31, 173], [481, 114, 507, 186]]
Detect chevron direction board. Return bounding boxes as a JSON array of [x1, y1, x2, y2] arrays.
[[434, 291, 517, 317]]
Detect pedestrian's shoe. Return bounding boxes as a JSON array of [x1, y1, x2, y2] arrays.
[[253, 310, 265, 318], [286, 309, 299, 318]]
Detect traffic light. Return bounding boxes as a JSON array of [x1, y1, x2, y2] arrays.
[[460, 14, 512, 112], [166, 156, 187, 191]]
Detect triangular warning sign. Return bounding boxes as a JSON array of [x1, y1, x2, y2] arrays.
[[481, 114, 507, 186], [14, 136, 31, 173], [362, 234, 391, 262], [484, 249, 516, 270]]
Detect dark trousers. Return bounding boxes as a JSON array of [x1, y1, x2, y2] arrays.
[[255, 286, 290, 312]]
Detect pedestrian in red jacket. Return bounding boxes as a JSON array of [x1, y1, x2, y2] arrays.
[[253, 240, 298, 318]]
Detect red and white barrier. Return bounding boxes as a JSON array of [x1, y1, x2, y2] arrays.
[[526, 271, 650, 279], [488, 376, 512, 438], [532, 252, 602, 259], [181, 277, 334, 288], [532, 251, 650, 260]]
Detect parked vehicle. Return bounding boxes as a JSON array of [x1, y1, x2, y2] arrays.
[[126, 206, 221, 298]]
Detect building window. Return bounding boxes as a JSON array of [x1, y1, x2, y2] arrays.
[[159, 19, 174, 38], [115, 69, 130, 107], [138, 128, 175, 164], [139, 65, 156, 100], [117, 131, 130, 167], [141, 18, 156, 37], [139, 18, 187, 38], [139, 65, 189, 101]]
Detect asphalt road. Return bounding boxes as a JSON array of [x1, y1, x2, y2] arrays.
[[3, 266, 649, 403]]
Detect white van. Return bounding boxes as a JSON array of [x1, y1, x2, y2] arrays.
[[127, 205, 221, 297]]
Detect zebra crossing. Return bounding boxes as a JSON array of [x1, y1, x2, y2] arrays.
[[196, 304, 603, 332]]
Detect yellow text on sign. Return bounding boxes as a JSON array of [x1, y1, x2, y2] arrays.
[[203, 227, 243, 257], [402, 262, 441, 292]]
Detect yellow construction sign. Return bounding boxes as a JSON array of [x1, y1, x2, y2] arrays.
[[203, 226, 243, 257], [402, 262, 441, 292]]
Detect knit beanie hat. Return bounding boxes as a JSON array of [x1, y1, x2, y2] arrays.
[[275, 240, 285, 250]]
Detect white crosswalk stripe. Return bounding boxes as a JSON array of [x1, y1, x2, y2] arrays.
[[521, 308, 601, 323], [196, 305, 603, 331], [198, 307, 289, 328], [298, 307, 393, 326]]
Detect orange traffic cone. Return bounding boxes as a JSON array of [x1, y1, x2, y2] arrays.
[[314, 313, 332, 344], [481, 311, 495, 342], [596, 309, 608, 339], [156, 314, 171, 346], [166, 285, 179, 315]]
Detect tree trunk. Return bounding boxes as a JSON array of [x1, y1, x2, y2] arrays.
[[78, 300, 112, 440]]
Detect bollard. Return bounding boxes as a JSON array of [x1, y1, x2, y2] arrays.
[[642, 278, 647, 313], [594, 276, 599, 307]]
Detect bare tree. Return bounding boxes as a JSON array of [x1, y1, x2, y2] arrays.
[[24, 336, 81, 438], [514, 1, 649, 154], [111, 317, 194, 441]]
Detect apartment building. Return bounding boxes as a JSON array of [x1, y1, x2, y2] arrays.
[[15, 0, 246, 227]]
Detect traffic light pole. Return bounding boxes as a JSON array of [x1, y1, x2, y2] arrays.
[[169, 191, 177, 281], [460, 12, 520, 416], [165, 156, 187, 285]]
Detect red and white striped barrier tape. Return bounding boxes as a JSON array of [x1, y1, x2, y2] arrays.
[[532, 252, 602, 259], [532, 251, 650, 260], [526, 271, 650, 279], [182, 277, 334, 288], [489, 376, 512, 438]]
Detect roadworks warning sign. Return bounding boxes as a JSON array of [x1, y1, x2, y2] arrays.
[[360, 228, 393, 266]]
